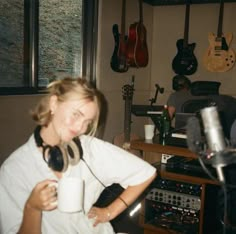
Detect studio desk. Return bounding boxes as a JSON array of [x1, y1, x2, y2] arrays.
[[130, 139, 220, 234]]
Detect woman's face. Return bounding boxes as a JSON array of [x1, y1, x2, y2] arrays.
[[50, 95, 98, 142]]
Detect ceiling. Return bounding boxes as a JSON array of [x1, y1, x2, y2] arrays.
[[144, 0, 236, 5]]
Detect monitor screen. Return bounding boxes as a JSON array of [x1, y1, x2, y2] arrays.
[[175, 112, 196, 130]]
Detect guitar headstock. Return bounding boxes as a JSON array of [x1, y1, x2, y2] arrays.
[[122, 84, 134, 101]]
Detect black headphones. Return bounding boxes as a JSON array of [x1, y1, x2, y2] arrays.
[[34, 126, 83, 172], [172, 75, 191, 91]]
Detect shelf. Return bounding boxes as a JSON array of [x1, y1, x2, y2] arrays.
[[130, 139, 197, 158]]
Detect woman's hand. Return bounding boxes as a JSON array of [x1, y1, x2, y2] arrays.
[[25, 179, 58, 212], [87, 206, 111, 227]]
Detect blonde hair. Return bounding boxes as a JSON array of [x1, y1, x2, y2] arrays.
[[31, 77, 103, 136]]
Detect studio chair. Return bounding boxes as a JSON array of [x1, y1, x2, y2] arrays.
[[190, 81, 221, 96], [181, 81, 221, 113], [181, 98, 214, 113]]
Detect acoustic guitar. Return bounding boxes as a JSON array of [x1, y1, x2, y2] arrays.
[[110, 0, 129, 73], [172, 0, 198, 75], [126, 0, 149, 68], [113, 77, 141, 157], [203, 0, 235, 72]]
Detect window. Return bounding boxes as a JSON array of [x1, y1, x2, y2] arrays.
[[0, 0, 98, 94]]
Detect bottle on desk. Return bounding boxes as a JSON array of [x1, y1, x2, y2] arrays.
[[159, 105, 171, 145]]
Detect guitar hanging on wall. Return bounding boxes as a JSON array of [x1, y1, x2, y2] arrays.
[[203, 0, 235, 72], [113, 76, 141, 157], [172, 0, 198, 75], [126, 0, 149, 68], [110, 0, 129, 73]]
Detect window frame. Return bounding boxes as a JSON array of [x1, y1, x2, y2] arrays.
[[0, 0, 98, 95]]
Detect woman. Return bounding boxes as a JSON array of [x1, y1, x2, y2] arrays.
[[0, 77, 156, 234]]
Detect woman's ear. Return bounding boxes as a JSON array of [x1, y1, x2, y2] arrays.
[[49, 95, 58, 114]]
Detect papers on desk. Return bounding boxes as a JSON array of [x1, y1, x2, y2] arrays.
[[171, 129, 187, 139]]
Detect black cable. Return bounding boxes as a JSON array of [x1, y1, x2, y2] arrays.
[[81, 158, 129, 208], [197, 155, 236, 234]]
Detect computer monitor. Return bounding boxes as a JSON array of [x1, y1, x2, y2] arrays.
[[175, 112, 196, 130]]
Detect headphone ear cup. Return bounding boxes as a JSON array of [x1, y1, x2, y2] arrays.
[[57, 145, 69, 172], [48, 145, 68, 172], [67, 140, 80, 166]]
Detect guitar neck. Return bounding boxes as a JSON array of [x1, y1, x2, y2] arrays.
[[121, 0, 126, 38], [183, 2, 190, 48], [217, 0, 224, 37], [124, 98, 132, 142], [122, 82, 134, 143], [139, 0, 143, 23]]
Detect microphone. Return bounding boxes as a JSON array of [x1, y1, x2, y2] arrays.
[[200, 106, 226, 182], [200, 106, 226, 152]]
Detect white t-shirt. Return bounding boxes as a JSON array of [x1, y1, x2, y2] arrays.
[[0, 134, 156, 234]]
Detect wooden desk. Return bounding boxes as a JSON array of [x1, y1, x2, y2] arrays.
[[131, 139, 197, 158], [130, 139, 219, 234]]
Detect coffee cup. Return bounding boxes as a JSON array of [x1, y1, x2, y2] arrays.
[[144, 124, 155, 140], [52, 177, 84, 213]]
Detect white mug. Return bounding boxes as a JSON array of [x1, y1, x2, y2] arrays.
[[54, 177, 84, 213], [144, 124, 155, 140]]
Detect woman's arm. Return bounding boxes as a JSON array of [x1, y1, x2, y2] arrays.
[[88, 172, 157, 226], [18, 180, 57, 234], [18, 205, 42, 234]]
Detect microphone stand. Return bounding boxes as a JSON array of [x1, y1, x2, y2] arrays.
[[202, 149, 236, 182], [149, 84, 164, 106]]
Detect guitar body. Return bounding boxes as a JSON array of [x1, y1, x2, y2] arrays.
[[203, 32, 235, 72], [110, 24, 129, 73], [126, 22, 149, 67], [172, 38, 198, 75]]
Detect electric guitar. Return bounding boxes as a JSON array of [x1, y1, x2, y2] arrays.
[[113, 77, 141, 156], [172, 0, 198, 75], [203, 0, 235, 72], [126, 0, 149, 68], [110, 0, 129, 73]]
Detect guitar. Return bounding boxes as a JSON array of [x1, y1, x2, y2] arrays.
[[172, 0, 198, 75], [113, 77, 141, 156], [126, 0, 149, 68], [110, 0, 129, 73], [203, 0, 235, 72]]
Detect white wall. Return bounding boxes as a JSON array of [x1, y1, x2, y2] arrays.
[[98, 0, 236, 143], [96, 0, 154, 142], [151, 3, 236, 105]]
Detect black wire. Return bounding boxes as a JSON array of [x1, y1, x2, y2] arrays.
[[81, 158, 129, 208], [197, 155, 235, 234]]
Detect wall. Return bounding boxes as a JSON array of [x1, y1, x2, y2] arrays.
[[150, 3, 236, 104], [98, 0, 236, 143], [0, 95, 42, 165], [97, 0, 154, 142]]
